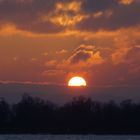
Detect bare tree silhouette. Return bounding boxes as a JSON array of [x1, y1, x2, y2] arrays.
[[0, 94, 140, 134]]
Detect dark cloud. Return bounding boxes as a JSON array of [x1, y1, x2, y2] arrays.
[[88, 61, 140, 86], [69, 50, 92, 64], [81, 0, 118, 13], [0, 0, 64, 33], [68, 45, 95, 64], [126, 46, 140, 65], [77, 1, 140, 31], [17, 21, 64, 34], [0, 0, 139, 33], [68, 44, 104, 65], [0, 0, 54, 22], [74, 44, 95, 52]]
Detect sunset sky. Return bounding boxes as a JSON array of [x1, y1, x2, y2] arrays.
[[0, 0, 140, 88]]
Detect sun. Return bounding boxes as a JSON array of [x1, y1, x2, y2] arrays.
[[68, 76, 87, 87]]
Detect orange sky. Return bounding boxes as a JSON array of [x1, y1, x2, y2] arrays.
[[0, 0, 140, 86]]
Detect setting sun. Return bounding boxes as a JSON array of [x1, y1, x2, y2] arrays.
[[68, 76, 87, 87]]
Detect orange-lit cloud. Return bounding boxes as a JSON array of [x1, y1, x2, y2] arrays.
[[111, 47, 131, 65], [0, 0, 139, 35], [68, 47, 104, 66], [119, 0, 134, 5], [50, 14, 87, 27], [56, 49, 68, 54], [0, 0, 140, 87], [56, 1, 81, 13], [48, 1, 87, 27], [45, 60, 57, 68]]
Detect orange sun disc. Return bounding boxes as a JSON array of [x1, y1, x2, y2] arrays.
[[68, 76, 87, 87]]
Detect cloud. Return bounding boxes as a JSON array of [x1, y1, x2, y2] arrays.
[[81, 0, 118, 13], [68, 44, 104, 65], [128, 46, 140, 61], [45, 60, 57, 68], [69, 50, 93, 64], [42, 44, 104, 82], [56, 1, 81, 13], [0, 0, 85, 34], [48, 1, 87, 27], [77, 0, 140, 31], [74, 44, 95, 52], [17, 21, 64, 34], [42, 52, 48, 56], [119, 0, 134, 5], [56, 49, 68, 54], [0, 0, 139, 34], [0, 0, 64, 34], [111, 47, 131, 65]]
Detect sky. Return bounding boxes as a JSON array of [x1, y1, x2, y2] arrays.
[[0, 0, 140, 90]]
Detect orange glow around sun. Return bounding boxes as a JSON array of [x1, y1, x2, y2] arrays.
[[68, 76, 87, 87]]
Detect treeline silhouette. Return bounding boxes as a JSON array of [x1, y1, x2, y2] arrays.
[[0, 94, 140, 134]]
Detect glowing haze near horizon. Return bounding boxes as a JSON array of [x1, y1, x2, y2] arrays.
[[0, 0, 140, 87]]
